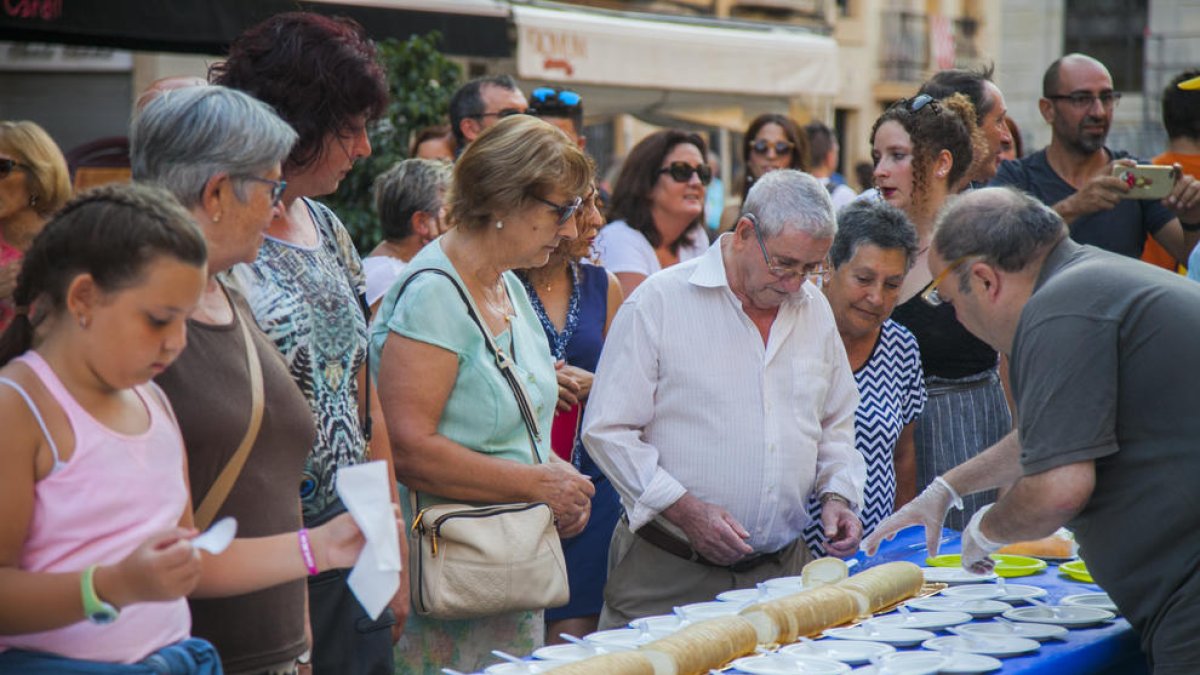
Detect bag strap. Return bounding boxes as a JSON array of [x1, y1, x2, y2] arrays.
[[194, 301, 265, 530], [358, 291, 373, 442]]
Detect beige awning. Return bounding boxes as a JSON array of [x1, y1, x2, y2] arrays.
[[513, 3, 838, 99]]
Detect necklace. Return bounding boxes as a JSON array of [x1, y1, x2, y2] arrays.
[[481, 280, 515, 323]]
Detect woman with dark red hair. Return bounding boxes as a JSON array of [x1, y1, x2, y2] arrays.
[[212, 12, 403, 674]]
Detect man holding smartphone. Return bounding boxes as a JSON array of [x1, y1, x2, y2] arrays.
[[991, 53, 1200, 263]]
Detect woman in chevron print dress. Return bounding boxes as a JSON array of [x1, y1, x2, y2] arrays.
[[804, 201, 926, 556]]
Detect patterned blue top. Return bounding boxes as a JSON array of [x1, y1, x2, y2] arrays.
[[227, 199, 369, 519], [803, 318, 926, 555]]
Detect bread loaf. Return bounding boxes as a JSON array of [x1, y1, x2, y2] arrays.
[[998, 535, 1074, 559], [836, 561, 923, 615], [740, 585, 859, 643], [543, 651, 657, 675], [638, 616, 758, 675]]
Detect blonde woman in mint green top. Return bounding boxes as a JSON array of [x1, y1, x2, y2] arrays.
[[371, 115, 596, 673]]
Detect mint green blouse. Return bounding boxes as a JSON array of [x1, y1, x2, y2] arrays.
[[369, 240, 556, 508]]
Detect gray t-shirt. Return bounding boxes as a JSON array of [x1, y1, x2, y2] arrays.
[[1012, 239, 1200, 664]]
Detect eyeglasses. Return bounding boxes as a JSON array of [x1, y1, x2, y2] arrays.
[[0, 158, 27, 179], [746, 213, 829, 283], [239, 175, 288, 206], [532, 194, 583, 226], [658, 161, 713, 186], [750, 139, 795, 157], [921, 255, 973, 306], [472, 108, 527, 120], [892, 93, 941, 115], [1045, 92, 1122, 110], [530, 87, 581, 108]]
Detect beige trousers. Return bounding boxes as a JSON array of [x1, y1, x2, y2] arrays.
[[597, 520, 812, 630]]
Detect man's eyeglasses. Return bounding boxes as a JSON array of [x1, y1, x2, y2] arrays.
[[472, 108, 527, 120], [532, 194, 583, 226], [0, 158, 27, 179], [1045, 92, 1122, 110], [750, 139, 795, 157], [658, 161, 713, 186], [746, 213, 829, 284], [240, 175, 288, 206], [530, 87, 581, 108], [921, 255, 973, 306]]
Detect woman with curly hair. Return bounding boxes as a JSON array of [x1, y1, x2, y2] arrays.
[[871, 93, 1010, 531]]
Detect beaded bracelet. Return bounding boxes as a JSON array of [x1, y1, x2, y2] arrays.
[[297, 528, 319, 576]]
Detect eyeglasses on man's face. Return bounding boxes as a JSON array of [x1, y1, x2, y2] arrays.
[[658, 161, 713, 186], [239, 175, 288, 206], [532, 194, 583, 226], [750, 139, 795, 157], [1045, 91, 1122, 111], [745, 213, 829, 284], [921, 255, 974, 306], [472, 108, 527, 120]]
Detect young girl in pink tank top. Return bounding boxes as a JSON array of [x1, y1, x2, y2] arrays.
[[0, 185, 389, 674]]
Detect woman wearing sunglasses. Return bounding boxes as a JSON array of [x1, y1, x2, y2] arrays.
[[0, 121, 70, 333], [871, 93, 1011, 531], [598, 129, 712, 297], [741, 113, 809, 201], [371, 115, 596, 673]]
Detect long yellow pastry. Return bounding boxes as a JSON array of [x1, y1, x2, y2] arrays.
[[542, 651, 657, 675], [739, 585, 860, 644], [836, 561, 924, 614], [637, 616, 758, 675]]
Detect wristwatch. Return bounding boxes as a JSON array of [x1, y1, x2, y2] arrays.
[[819, 492, 852, 508], [81, 565, 120, 624]]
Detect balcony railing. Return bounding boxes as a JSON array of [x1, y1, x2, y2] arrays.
[[878, 9, 926, 82]]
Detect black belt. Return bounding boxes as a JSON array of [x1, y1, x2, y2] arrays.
[[631, 517, 786, 573]]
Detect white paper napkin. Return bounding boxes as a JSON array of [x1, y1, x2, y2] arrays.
[[335, 460, 402, 620]]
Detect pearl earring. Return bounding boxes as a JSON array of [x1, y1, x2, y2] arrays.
[[78, 315, 91, 329], [28, 194, 38, 207], [496, 220, 504, 230]]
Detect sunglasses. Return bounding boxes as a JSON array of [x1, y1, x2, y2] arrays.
[[240, 175, 288, 206], [0, 158, 27, 179], [658, 161, 712, 186], [921, 255, 973, 306], [892, 93, 941, 115], [750, 139, 795, 156], [532, 194, 583, 226], [531, 87, 581, 108]]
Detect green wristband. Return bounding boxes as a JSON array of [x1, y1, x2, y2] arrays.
[[81, 565, 120, 625]]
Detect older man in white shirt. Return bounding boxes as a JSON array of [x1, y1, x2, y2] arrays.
[[584, 170, 865, 628]]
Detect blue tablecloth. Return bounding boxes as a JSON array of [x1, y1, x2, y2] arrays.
[[768, 526, 1149, 674]]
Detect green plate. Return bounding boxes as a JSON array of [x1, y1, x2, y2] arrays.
[[925, 553, 1049, 578], [1059, 559, 1094, 583]]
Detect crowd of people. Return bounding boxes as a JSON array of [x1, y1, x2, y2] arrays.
[[0, 8, 1199, 674]]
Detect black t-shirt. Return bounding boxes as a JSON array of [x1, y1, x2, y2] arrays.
[[891, 294, 997, 379], [991, 149, 1174, 258]]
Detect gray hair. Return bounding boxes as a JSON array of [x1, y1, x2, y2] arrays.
[[130, 85, 297, 208], [742, 169, 835, 239], [373, 158, 452, 241], [830, 200, 919, 270], [934, 187, 1067, 291]]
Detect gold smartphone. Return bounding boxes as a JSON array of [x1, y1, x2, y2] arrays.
[[1112, 164, 1179, 200]]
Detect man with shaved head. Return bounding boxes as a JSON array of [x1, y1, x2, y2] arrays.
[[866, 186, 1200, 672], [991, 53, 1200, 265]]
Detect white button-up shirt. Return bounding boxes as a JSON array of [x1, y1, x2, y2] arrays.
[[583, 236, 864, 553]]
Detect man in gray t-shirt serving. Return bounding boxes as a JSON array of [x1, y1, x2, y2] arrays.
[[865, 186, 1200, 672]]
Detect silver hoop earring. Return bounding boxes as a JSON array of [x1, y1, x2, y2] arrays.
[[28, 194, 38, 207], [496, 220, 504, 230]]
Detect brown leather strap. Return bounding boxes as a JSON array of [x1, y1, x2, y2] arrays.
[[194, 299, 265, 530], [633, 518, 785, 573]]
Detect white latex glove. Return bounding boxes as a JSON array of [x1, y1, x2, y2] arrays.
[[961, 503, 1004, 575], [861, 477, 963, 556]]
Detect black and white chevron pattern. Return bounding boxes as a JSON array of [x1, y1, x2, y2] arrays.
[[803, 319, 926, 557]]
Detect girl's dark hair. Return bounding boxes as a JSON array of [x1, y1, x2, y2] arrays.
[[607, 129, 708, 252], [742, 113, 808, 200], [869, 93, 977, 213], [210, 11, 388, 173], [0, 184, 207, 366]]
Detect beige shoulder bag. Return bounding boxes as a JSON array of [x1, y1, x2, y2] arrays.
[[395, 269, 568, 620]]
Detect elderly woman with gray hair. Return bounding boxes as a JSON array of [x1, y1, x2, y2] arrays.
[[132, 84, 322, 675], [801, 201, 927, 557], [363, 158, 452, 308]]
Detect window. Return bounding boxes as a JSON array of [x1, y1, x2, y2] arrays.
[[1063, 0, 1147, 93]]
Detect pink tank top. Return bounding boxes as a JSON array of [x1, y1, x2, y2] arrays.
[[0, 351, 191, 663]]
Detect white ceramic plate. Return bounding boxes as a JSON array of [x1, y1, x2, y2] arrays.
[[954, 620, 1068, 642], [940, 583, 1047, 604], [905, 596, 1013, 618], [582, 628, 647, 651], [920, 567, 998, 584], [1062, 592, 1119, 613], [822, 626, 935, 647], [731, 653, 851, 674], [865, 610, 973, 631], [628, 614, 683, 637], [1002, 605, 1115, 627], [939, 652, 1004, 674], [923, 634, 1041, 658], [483, 662, 549, 674], [531, 643, 599, 662], [779, 640, 894, 666]]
